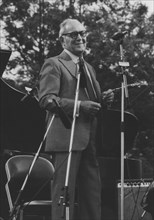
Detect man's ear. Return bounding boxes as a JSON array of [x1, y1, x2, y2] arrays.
[[59, 36, 66, 48], [59, 36, 64, 44]]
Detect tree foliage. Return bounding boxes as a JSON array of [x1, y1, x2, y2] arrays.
[[0, 0, 69, 83]]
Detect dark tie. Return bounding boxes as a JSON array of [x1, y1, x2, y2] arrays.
[[78, 57, 96, 101]]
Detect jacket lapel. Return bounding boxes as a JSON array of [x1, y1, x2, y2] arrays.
[[58, 51, 77, 79], [57, 51, 101, 101]]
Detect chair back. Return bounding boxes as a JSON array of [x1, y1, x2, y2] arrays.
[[5, 155, 54, 209]]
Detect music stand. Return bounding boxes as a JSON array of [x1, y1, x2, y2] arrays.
[[98, 109, 139, 158]]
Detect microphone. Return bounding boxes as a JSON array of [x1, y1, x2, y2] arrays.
[[112, 31, 127, 40], [53, 99, 72, 129]]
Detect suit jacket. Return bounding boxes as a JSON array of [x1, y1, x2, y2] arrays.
[[38, 51, 101, 152]]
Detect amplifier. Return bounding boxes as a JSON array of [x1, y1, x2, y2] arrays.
[[117, 179, 153, 220]]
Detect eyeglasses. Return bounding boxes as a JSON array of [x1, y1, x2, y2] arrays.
[[62, 31, 87, 39]]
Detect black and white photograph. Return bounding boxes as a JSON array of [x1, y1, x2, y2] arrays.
[[0, 0, 154, 220]]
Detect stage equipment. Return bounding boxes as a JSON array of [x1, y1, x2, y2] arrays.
[[0, 78, 46, 152], [111, 81, 148, 93], [8, 113, 55, 220], [0, 50, 71, 219], [0, 49, 12, 76], [112, 30, 130, 220], [52, 99, 72, 129], [0, 51, 56, 219], [5, 155, 54, 220], [98, 157, 142, 220], [117, 179, 153, 220], [97, 109, 138, 158], [0, 47, 46, 152], [59, 57, 82, 220], [141, 181, 154, 220], [20, 86, 38, 102], [21, 87, 71, 129]]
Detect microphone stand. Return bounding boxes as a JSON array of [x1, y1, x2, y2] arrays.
[[118, 37, 130, 220], [60, 65, 81, 220], [9, 114, 55, 220]]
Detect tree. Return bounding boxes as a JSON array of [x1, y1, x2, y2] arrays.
[[0, 0, 70, 85]]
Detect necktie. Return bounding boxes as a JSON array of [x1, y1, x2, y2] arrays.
[[78, 57, 96, 101]]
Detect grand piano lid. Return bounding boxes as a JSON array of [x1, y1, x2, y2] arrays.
[[97, 108, 139, 157], [0, 77, 46, 154], [0, 49, 12, 76]]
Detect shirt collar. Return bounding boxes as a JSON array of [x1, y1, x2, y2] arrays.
[[64, 49, 79, 64]]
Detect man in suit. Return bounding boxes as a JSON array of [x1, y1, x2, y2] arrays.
[[38, 18, 114, 220]]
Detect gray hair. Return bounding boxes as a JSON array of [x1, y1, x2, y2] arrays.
[[59, 18, 85, 38]]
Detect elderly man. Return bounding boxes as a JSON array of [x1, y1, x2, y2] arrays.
[[38, 18, 114, 220]]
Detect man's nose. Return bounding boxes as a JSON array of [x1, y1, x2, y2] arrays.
[[76, 34, 86, 43], [76, 33, 83, 40]]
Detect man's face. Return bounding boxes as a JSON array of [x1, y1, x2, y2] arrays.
[[61, 20, 87, 56]]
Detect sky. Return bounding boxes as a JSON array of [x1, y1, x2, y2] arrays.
[[130, 0, 154, 15]]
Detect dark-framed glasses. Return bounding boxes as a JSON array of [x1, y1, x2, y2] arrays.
[[62, 31, 87, 39]]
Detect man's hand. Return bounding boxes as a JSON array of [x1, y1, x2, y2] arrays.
[[102, 89, 114, 105], [80, 101, 101, 116]]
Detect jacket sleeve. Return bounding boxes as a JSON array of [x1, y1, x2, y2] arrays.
[[38, 57, 76, 117]]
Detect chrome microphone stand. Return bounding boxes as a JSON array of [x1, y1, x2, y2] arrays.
[[60, 64, 81, 220], [118, 36, 130, 220]]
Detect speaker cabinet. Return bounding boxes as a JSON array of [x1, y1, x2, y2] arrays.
[[117, 180, 153, 220], [98, 157, 153, 220]]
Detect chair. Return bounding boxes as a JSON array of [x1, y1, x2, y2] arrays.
[[5, 155, 54, 220]]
